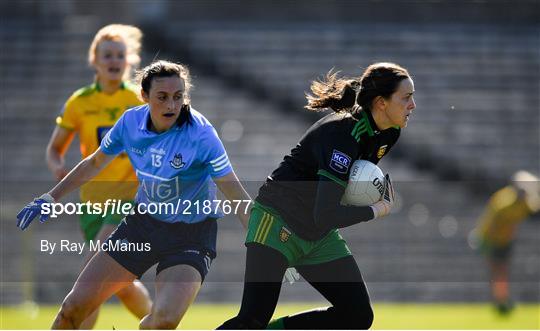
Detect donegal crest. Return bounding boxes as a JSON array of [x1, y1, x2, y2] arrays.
[[170, 153, 186, 169], [279, 226, 292, 243], [377, 145, 388, 159]]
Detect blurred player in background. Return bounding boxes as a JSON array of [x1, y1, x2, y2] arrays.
[[475, 170, 540, 314], [18, 60, 252, 329], [45, 24, 151, 328], [218, 63, 415, 329]]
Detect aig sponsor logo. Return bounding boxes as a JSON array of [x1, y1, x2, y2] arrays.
[[137, 170, 180, 203], [330, 150, 351, 174]]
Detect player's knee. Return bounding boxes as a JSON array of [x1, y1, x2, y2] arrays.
[[58, 294, 88, 321], [116, 281, 139, 300], [347, 305, 374, 329], [333, 303, 373, 329], [356, 306, 374, 329]]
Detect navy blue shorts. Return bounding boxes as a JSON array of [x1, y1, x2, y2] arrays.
[[104, 212, 217, 281]]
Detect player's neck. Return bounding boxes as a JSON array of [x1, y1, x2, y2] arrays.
[[97, 78, 122, 95], [371, 109, 392, 131]]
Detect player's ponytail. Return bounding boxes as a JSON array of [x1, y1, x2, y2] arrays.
[[305, 70, 359, 113], [306, 63, 410, 114]]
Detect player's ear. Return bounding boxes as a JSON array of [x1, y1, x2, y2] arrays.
[[141, 89, 149, 102], [374, 96, 386, 111]]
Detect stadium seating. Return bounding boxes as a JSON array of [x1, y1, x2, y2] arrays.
[[160, 22, 539, 186], [1, 3, 538, 305]]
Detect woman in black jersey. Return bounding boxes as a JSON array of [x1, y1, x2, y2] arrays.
[[218, 62, 416, 329]]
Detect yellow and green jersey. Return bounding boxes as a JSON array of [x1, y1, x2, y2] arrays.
[[477, 186, 532, 246], [56, 82, 143, 203]]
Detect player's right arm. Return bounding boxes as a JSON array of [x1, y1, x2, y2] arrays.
[[48, 148, 115, 201], [16, 148, 116, 230], [46, 126, 75, 181], [47, 92, 81, 181], [313, 173, 394, 231], [312, 127, 394, 231], [17, 111, 127, 230]]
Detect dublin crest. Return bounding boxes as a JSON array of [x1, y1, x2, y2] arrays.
[[170, 153, 186, 169]]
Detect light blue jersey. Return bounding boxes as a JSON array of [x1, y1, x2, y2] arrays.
[[100, 104, 233, 223]]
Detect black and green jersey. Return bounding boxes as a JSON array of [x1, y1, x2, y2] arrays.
[[257, 109, 400, 240]]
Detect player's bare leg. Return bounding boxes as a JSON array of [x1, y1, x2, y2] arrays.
[[52, 252, 137, 329], [78, 224, 152, 329], [116, 280, 152, 318], [489, 260, 513, 313], [139, 265, 201, 329]]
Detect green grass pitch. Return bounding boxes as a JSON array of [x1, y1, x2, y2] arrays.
[[1, 302, 539, 329]]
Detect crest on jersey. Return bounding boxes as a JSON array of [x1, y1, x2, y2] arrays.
[[377, 145, 388, 159], [279, 226, 292, 243], [170, 153, 186, 169]]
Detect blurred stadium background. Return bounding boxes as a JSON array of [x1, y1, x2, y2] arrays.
[[1, 0, 539, 329]]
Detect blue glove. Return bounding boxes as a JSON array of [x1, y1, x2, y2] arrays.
[[16, 193, 55, 230]]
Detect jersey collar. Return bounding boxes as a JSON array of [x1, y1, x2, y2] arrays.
[[139, 105, 152, 131], [353, 108, 380, 134], [94, 81, 126, 93]]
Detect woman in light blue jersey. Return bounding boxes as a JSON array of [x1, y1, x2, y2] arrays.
[[17, 60, 252, 329]]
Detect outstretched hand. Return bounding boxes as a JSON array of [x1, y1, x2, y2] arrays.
[[16, 193, 55, 230]]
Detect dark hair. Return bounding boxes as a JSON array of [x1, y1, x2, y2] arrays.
[[305, 62, 410, 113], [136, 60, 193, 127]]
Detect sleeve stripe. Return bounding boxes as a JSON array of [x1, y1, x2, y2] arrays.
[[103, 133, 113, 148], [212, 157, 229, 168], [210, 153, 228, 164], [213, 161, 231, 172]]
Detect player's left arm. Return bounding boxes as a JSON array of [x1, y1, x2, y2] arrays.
[[203, 126, 252, 229], [213, 171, 252, 230]]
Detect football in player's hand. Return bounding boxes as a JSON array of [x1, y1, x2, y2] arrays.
[[341, 160, 385, 206]]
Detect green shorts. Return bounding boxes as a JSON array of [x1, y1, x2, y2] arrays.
[[79, 201, 133, 242], [246, 202, 352, 266], [479, 238, 512, 261]]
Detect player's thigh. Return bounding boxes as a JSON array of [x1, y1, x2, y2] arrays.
[[94, 224, 119, 242], [70, 251, 138, 306], [81, 224, 119, 265], [296, 255, 371, 309], [153, 264, 202, 320], [79, 201, 128, 242]]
